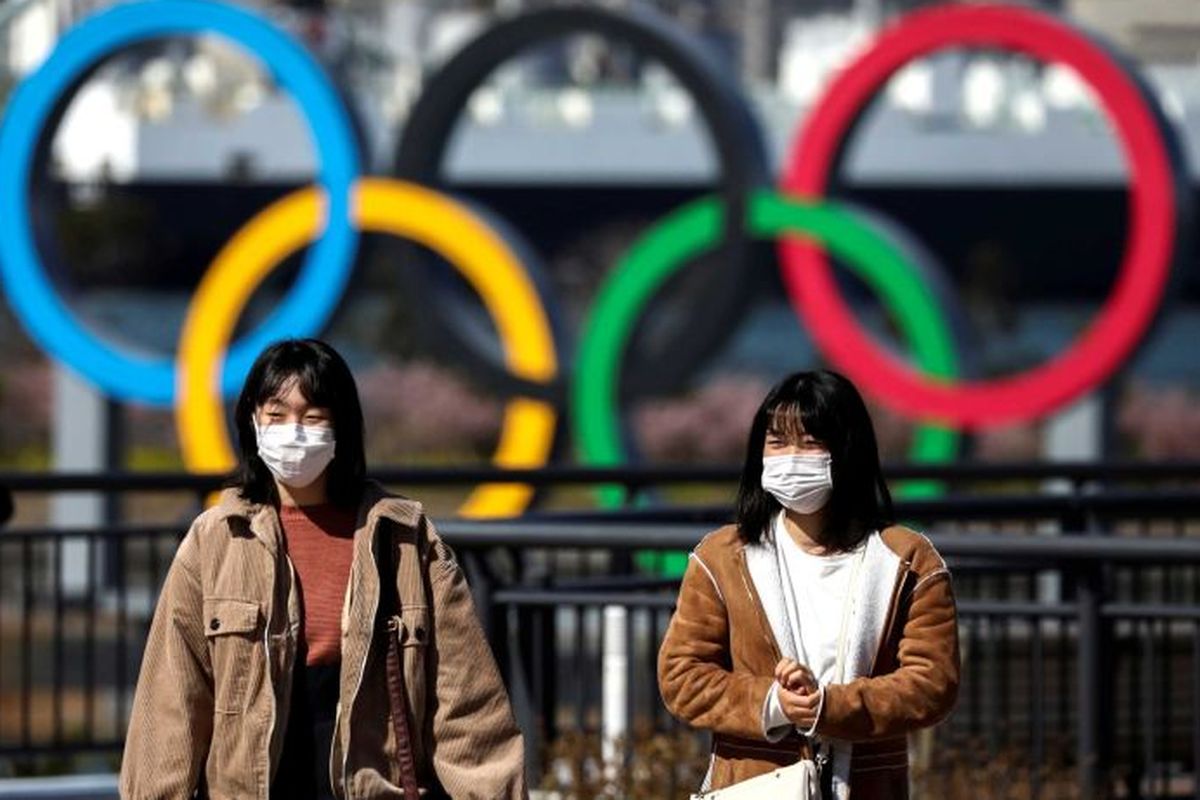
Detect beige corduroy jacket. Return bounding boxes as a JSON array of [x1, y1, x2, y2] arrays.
[[658, 524, 959, 799], [120, 482, 526, 800]]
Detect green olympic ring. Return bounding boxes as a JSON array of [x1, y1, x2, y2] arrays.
[[573, 190, 961, 524]]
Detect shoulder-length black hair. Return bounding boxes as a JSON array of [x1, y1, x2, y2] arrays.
[[735, 370, 893, 550], [229, 339, 367, 508]]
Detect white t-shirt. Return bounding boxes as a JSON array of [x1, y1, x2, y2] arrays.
[[774, 513, 866, 686], [762, 513, 869, 742]]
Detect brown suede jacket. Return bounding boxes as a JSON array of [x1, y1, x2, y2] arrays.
[[658, 524, 959, 799], [120, 482, 526, 800]]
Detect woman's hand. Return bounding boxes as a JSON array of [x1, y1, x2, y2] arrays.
[[778, 684, 822, 729], [774, 658, 821, 729], [774, 658, 817, 694]]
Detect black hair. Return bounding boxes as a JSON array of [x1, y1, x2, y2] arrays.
[[735, 370, 893, 550], [229, 339, 366, 508]]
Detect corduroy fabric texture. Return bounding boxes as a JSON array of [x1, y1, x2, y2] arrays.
[[120, 482, 527, 800]]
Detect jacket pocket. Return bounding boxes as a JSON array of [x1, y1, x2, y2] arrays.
[[204, 597, 262, 714]]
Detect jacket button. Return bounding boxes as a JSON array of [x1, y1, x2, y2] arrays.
[[209, 618, 221, 631]]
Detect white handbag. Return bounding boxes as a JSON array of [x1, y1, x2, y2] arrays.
[[689, 758, 820, 800]]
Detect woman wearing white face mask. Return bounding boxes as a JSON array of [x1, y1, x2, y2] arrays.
[[658, 370, 959, 799], [122, 339, 527, 800]]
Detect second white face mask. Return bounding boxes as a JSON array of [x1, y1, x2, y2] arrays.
[[761, 452, 833, 514], [255, 422, 336, 489]]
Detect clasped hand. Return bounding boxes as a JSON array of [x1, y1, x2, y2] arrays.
[[774, 658, 821, 730]]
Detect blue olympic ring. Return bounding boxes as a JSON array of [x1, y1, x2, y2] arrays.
[[0, 0, 361, 405]]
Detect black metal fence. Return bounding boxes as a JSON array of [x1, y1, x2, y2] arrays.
[[1, 464, 1200, 798]]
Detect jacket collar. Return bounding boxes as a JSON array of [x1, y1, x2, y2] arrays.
[[739, 526, 904, 683], [211, 481, 423, 553]]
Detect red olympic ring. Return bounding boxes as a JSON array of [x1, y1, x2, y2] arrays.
[[779, 4, 1183, 429]]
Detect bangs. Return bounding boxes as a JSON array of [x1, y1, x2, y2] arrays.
[[254, 355, 336, 409], [765, 397, 825, 446], [766, 402, 802, 438]]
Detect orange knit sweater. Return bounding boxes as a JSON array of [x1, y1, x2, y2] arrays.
[[279, 503, 358, 666]]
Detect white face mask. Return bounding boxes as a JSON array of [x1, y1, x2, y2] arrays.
[[255, 422, 336, 489], [761, 452, 833, 514]]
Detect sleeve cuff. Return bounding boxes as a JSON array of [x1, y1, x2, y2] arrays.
[[762, 681, 792, 742], [796, 685, 825, 738]]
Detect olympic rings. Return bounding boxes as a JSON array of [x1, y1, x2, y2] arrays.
[[395, 2, 771, 397], [574, 190, 960, 507], [1, 0, 1192, 516], [779, 3, 1189, 428], [0, 0, 361, 405], [176, 178, 557, 519]]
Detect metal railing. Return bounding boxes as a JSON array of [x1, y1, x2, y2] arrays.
[[1, 464, 1199, 797], [4, 459, 1200, 490], [447, 522, 1200, 798], [4, 461, 1200, 534]]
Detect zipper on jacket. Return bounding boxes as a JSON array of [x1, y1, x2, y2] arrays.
[[262, 615, 273, 799], [261, 551, 296, 799], [255, 508, 287, 800], [340, 520, 382, 799], [329, 699, 342, 798], [330, 561, 356, 796]]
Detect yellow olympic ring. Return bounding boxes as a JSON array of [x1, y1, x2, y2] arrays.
[[176, 177, 558, 518]]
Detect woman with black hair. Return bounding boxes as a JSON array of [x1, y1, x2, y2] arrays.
[[121, 339, 526, 799], [659, 370, 959, 799]]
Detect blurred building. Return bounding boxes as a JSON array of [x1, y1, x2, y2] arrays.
[[1, 0, 1196, 184], [1071, 0, 1200, 64], [1, 0, 1199, 468]]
